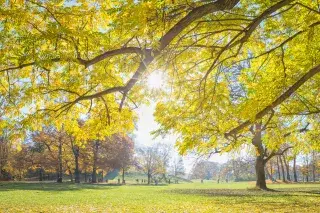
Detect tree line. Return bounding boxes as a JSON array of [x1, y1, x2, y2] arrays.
[[192, 150, 319, 183], [0, 127, 186, 184], [0, 126, 134, 183]]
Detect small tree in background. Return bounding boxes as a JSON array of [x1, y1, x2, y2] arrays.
[[170, 156, 185, 179], [136, 144, 167, 184]]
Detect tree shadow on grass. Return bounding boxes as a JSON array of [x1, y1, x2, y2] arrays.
[[0, 182, 120, 192], [165, 187, 320, 198], [165, 188, 320, 212]]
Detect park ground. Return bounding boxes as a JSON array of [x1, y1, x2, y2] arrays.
[[0, 181, 319, 212]]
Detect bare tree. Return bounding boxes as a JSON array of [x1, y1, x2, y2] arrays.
[[170, 156, 185, 179], [136, 144, 169, 184]]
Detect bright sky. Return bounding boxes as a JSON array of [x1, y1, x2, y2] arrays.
[[133, 71, 308, 170], [133, 72, 228, 173]]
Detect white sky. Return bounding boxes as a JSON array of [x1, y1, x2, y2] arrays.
[[134, 103, 229, 173]]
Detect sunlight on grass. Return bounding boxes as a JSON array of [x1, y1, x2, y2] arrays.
[[0, 182, 319, 212]]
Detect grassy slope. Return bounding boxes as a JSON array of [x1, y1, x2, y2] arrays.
[[0, 181, 319, 212]]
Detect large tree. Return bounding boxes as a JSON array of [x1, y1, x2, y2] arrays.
[[153, 1, 320, 189], [1, 0, 320, 189]]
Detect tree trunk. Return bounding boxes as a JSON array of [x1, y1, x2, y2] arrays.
[[92, 141, 99, 183], [279, 155, 286, 182], [252, 123, 267, 190], [69, 169, 73, 183], [306, 155, 309, 182], [293, 155, 298, 182], [39, 166, 43, 181], [266, 167, 274, 182], [270, 161, 273, 180], [277, 156, 281, 180], [73, 145, 80, 183], [147, 172, 151, 185], [122, 168, 125, 184], [255, 156, 267, 189], [84, 171, 87, 183], [74, 154, 80, 183], [57, 137, 63, 183], [312, 151, 316, 182], [283, 153, 291, 181]]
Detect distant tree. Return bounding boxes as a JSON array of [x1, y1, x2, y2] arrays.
[[191, 161, 219, 181], [283, 152, 291, 182], [155, 144, 172, 182], [99, 134, 134, 184], [191, 161, 206, 181], [279, 155, 286, 182], [91, 140, 100, 183], [229, 156, 255, 182], [293, 154, 298, 182], [80, 145, 93, 183], [0, 124, 23, 180], [170, 156, 185, 178], [300, 154, 311, 182], [0, 137, 9, 179], [9, 144, 33, 180], [32, 126, 70, 183], [136, 144, 165, 184], [311, 151, 319, 182], [68, 135, 80, 183]]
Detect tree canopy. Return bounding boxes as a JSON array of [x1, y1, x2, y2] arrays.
[[0, 0, 320, 189]]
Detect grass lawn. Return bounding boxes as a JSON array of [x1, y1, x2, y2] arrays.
[[0, 181, 319, 212]]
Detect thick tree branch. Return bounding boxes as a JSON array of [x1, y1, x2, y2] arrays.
[[264, 146, 292, 163], [225, 63, 320, 138], [158, 0, 240, 51], [83, 47, 144, 68], [262, 110, 275, 131]]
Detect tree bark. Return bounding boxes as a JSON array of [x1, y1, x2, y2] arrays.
[[92, 140, 99, 183], [255, 156, 267, 189], [279, 155, 286, 182], [293, 155, 298, 182]]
